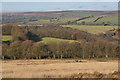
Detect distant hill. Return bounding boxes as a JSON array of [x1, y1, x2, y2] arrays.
[[3, 10, 117, 15], [2, 10, 118, 25]]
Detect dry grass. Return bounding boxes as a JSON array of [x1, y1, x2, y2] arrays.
[[2, 59, 118, 78]]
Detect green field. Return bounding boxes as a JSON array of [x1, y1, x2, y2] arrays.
[[77, 14, 118, 24], [3, 10, 118, 25], [95, 15, 118, 24], [23, 11, 118, 25], [2, 35, 13, 41], [27, 17, 80, 24], [62, 25, 117, 34], [27, 20, 51, 24], [27, 14, 118, 25], [38, 37, 80, 44], [2, 36, 80, 43], [77, 16, 99, 23]]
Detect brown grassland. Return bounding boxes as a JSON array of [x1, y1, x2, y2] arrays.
[[2, 59, 118, 78]]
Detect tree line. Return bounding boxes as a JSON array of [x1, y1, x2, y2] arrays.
[[2, 39, 119, 59]]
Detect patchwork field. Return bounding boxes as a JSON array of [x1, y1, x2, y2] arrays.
[[77, 14, 118, 24], [2, 59, 118, 78], [26, 14, 118, 25], [3, 11, 118, 25]]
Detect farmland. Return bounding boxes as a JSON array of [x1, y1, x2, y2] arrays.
[[62, 25, 117, 34], [76, 14, 118, 25], [25, 14, 118, 25], [2, 11, 118, 25]]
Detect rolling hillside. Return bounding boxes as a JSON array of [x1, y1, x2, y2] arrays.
[[2, 10, 118, 25]]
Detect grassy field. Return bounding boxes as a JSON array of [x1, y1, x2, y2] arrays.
[[77, 14, 118, 24], [1, 36, 80, 43], [2, 35, 13, 41], [26, 15, 118, 25], [2, 36, 80, 43], [2, 59, 118, 78], [26, 13, 118, 25], [77, 16, 99, 23], [40, 37, 80, 44], [27, 17, 80, 24], [95, 15, 118, 24], [27, 20, 51, 24], [62, 25, 117, 34]]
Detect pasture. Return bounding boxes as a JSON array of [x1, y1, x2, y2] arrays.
[[41, 37, 80, 43], [62, 25, 117, 34], [94, 15, 118, 25], [2, 35, 13, 41], [77, 14, 118, 24], [27, 20, 51, 24], [27, 17, 80, 24]]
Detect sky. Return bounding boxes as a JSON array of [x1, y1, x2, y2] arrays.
[[1, 0, 120, 2], [1, 1, 119, 13]]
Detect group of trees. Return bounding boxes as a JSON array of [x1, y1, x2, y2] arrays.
[[2, 39, 119, 59], [2, 24, 119, 59], [21, 24, 97, 42], [2, 24, 13, 35]]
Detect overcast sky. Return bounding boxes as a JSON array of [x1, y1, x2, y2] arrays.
[[1, 0, 119, 13]]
